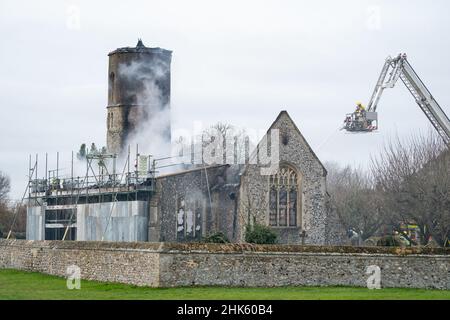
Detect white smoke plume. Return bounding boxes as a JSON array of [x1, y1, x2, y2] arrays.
[[118, 59, 172, 161]]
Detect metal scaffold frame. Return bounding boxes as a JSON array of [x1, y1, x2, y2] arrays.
[[17, 145, 157, 241]]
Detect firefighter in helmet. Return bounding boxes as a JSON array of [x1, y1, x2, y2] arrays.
[[355, 101, 365, 114], [354, 101, 366, 122]]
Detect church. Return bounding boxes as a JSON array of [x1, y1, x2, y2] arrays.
[[26, 40, 342, 245]]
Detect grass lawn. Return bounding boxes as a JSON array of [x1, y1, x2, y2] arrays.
[[0, 269, 448, 300]]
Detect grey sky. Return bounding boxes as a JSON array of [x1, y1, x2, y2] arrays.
[[1, 0, 450, 199]]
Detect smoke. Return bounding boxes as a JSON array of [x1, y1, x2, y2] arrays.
[[118, 58, 172, 162], [115, 57, 279, 177]]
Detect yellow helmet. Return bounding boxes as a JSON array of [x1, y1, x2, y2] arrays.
[[356, 101, 363, 106]]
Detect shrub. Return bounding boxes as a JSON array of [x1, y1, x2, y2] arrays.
[[202, 232, 230, 243], [376, 235, 402, 247], [245, 223, 277, 244]]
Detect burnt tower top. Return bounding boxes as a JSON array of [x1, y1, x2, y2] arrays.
[[106, 40, 172, 155], [108, 39, 172, 56]]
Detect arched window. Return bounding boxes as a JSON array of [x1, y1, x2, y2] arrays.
[[268, 166, 300, 227], [109, 72, 115, 101], [107, 112, 114, 129]]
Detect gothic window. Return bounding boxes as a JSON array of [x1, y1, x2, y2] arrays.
[[268, 166, 300, 227], [278, 186, 287, 226], [289, 188, 297, 226], [269, 187, 277, 226]]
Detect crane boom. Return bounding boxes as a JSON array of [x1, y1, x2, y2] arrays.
[[343, 53, 450, 145]]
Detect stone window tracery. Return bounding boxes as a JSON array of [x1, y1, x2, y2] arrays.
[[268, 166, 300, 227]]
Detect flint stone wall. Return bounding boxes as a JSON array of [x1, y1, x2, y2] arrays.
[[156, 165, 238, 242], [1, 240, 448, 289], [239, 112, 329, 244], [0, 240, 160, 286]]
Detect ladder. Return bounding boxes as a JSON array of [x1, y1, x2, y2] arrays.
[[364, 54, 450, 145], [400, 59, 450, 145]]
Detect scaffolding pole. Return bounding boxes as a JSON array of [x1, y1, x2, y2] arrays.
[[101, 155, 130, 241], [6, 157, 37, 240]]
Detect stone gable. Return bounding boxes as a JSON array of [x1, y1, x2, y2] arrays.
[[239, 111, 328, 244]]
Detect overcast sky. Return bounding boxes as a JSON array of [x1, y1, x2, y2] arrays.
[[1, 0, 450, 199]]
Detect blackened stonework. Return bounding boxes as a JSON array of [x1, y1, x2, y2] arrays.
[[155, 165, 240, 242]]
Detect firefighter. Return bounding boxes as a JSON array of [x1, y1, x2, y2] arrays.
[[355, 101, 366, 114], [354, 102, 366, 125]]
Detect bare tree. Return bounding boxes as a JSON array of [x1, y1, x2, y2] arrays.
[[12, 203, 27, 234], [0, 202, 9, 237], [0, 202, 26, 238], [0, 171, 28, 238], [0, 171, 11, 237], [371, 133, 449, 247], [0, 171, 10, 203], [326, 162, 385, 244], [175, 122, 249, 166], [202, 122, 250, 165]]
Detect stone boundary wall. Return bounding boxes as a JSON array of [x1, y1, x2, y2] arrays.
[[0, 240, 160, 286], [0, 240, 448, 289]]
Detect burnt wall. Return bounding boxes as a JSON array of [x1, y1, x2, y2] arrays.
[[155, 165, 239, 242]]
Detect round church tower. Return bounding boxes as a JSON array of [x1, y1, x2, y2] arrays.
[[106, 39, 172, 155]]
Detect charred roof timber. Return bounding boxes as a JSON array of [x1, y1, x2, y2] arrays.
[[108, 39, 172, 56]]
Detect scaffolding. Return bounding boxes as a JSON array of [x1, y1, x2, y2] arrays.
[[28, 146, 156, 205], [15, 142, 219, 241], [16, 145, 157, 241]]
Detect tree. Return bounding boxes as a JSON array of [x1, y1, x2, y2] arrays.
[[326, 162, 386, 244], [90, 143, 98, 154], [77, 143, 109, 172], [0, 201, 9, 237], [0, 171, 11, 236], [175, 122, 250, 166], [77, 143, 87, 160], [11, 203, 27, 234], [371, 133, 450, 247], [0, 171, 10, 203], [0, 202, 27, 238]]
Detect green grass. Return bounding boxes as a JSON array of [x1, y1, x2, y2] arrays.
[[0, 269, 448, 300]]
